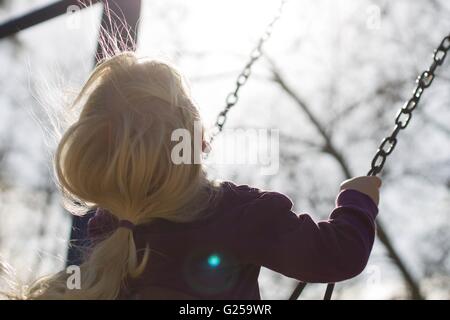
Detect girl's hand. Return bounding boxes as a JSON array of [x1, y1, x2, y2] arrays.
[[340, 176, 382, 206]]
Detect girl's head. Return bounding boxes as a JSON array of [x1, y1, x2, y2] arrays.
[[23, 52, 217, 299], [57, 52, 209, 223]]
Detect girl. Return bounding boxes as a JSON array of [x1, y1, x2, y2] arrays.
[[10, 51, 380, 299]]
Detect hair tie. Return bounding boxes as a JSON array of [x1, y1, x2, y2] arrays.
[[118, 219, 135, 231], [88, 208, 136, 240]]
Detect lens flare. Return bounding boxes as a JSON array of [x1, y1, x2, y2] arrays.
[[207, 254, 221, 268]]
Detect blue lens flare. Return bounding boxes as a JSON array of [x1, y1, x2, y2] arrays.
[[207, 254, 221, 268]]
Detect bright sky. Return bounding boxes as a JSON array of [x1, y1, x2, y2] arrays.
[[2, 0, 449, 299]]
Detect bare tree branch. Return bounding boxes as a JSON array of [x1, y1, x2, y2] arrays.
[[271, 67, 352, 178], [419, 111, 450, 136], [327, 79, 408, 128]]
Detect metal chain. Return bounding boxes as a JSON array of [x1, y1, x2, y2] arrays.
[[290, 32, 450, 301], [367, 33, 450, 176], [209, 0, 287, 143]]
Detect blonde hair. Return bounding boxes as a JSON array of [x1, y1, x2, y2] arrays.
[[12, 52, 219, 299]]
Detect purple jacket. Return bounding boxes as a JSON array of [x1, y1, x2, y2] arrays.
[[88, 181, 378, 299]]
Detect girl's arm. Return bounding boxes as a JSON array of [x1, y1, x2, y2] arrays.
[[236, 188, 378, 283]]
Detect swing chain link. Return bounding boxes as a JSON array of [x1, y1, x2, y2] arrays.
[[367, 34, 450, 176], [209, 0, 287, 142]]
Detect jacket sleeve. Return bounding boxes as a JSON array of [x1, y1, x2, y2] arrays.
[[235, 189, 378, 283]]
